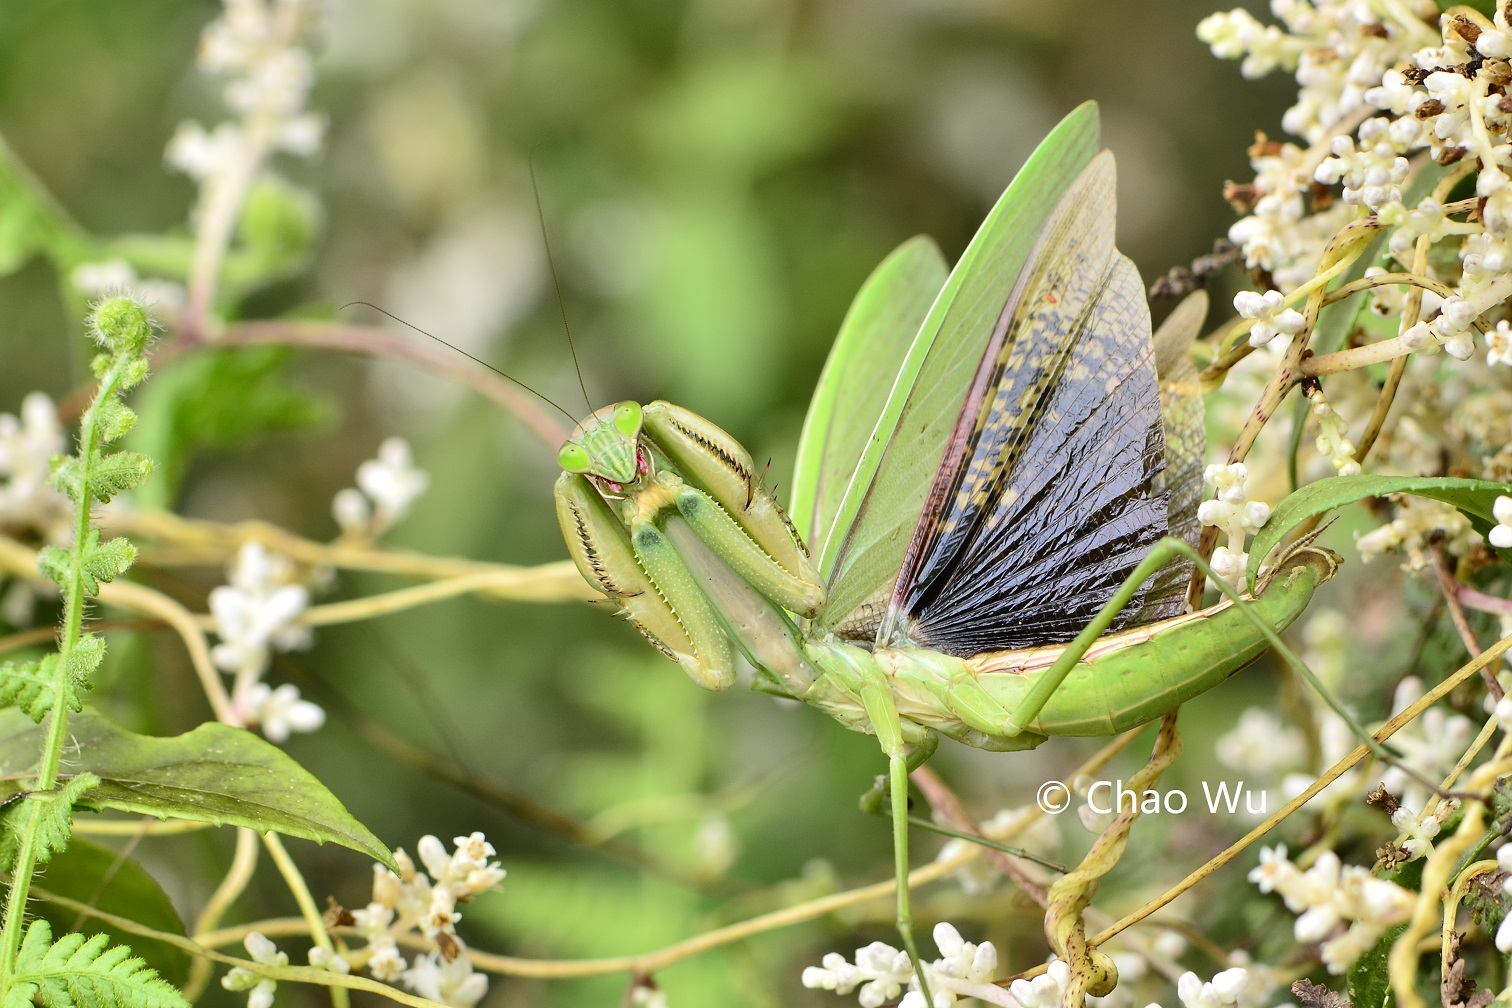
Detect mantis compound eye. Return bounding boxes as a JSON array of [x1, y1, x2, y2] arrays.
[[612, 401, 643, 437], [558, 442, 592, 473]]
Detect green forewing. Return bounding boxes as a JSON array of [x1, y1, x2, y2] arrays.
[[790, 235, 948, 557], [816, 102, 1102, 633]]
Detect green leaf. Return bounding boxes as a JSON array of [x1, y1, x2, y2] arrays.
[[0, 135, 86, 277], [11, 920, 187, 1008], [36, 546, 69, 591], [0, 775, 100, 872], [81, 538, 137, 593], [11, 836, 190, 988], [64, 634, 105, 695], [0, 710, 394, 869], [1248, 475, 1512, 592], [1345, 922, 1407, 1008], [37, 774, 99, 866], [85, 451, 153, 502], [126, 348, 329, 509], [92, 400, 137, 445], [0, 657, 62, 722]]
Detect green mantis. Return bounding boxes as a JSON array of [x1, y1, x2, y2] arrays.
[[553, 102, 1336, 992]]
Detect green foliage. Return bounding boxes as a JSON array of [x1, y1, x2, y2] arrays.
[[5, 920, 187, 1008], [35, 533, 136, 597], [91, 400, 137, 445], [127, 348, 329, 507], [235, 176, 320, 280], [0, 710, 394, 868], [0, 775, 99, 873], [78, 535, 136, 594], [1345, 923, 1408, 1008], [1249, 475, 1512, 591], [5, 837, 189, 988], [87, 297, 152, 358], [0, 658, 65, 723]]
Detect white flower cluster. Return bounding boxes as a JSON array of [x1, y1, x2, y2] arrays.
[[1491, 494, 1512, 548], [1249, 845, 1413, 972], [1233, 289, 1305, 348], [1375, 677, 1474, 808], [210, 541, 323, 742], [1216, 707, 1308, 778], [1355, 494, 1479, 570], [1198, 463, 1272, 585], [0, 393, 73, 627], [1001, 958, 1260, 1008], [1305, 386, 1360, 475], [349, 832, 505, 1008], [166, 0, 325, 186], [801, 923, 1000, 1008], [222, 932, 287, 1008], [332, 437, 429, 538], [0, 392, 72, 544]]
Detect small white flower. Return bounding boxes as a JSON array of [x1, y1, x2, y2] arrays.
[[222, 932, 286, 1008], [234, 680, 325, 742], [402, 940, 488, 1008], [308, 946, 350, 974], [209, 542, 312, 679], [0, 392, 73, 543], [1491, 496, 1512, 549], [334, 437, 429, 537], [1488, 321, 1512, 367], [1010, 959, 1070, 1008], [1234, 289, 1306, 347], [1389, 805, 1439, 860]]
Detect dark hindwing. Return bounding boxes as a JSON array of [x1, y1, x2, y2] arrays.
[[890, 155, 1178, 656]]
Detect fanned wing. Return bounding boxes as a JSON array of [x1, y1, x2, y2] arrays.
[[791, 237, 948, 561], [884, 152, 1174, 655], [1138, 290, 1208, 619], [818, 103, 1102, 636]]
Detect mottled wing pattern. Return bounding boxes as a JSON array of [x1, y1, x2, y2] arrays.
[[1136, 290, 1208, 622], [887, 153, 1174, 656]]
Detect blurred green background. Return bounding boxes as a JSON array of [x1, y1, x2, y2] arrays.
[[0, 1, 1297, 1005]]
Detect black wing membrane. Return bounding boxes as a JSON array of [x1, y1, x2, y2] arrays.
[[886, 153, 1184, 656]]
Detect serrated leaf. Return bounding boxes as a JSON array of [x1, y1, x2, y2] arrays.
[[1248, 475, 1512, 592], [81, 538, 136, 593], [0, 657, 61, 722], [11, 920, 187, 1008], [34, 774, 99, 866], [0, 774, 99, 873], [65, 635, 105, 690], [1346, 922, 1407, 1008], [47, 457, 84, 505], [36, 547, 70, 591], [93, 400, 137, 444], [85, 451, 153, 502], [0, 710, 394, 868], [9, 837, 189, 987]]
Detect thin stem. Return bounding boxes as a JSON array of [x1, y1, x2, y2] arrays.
[[0, 351, 132, 984], [184, 827, 261, 1000], [263, 832, 347, 1008]]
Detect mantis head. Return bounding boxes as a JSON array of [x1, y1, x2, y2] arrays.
[[557, 400, 647, 487]]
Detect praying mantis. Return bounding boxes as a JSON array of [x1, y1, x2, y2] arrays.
[[552, 102, 1338, 994]]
